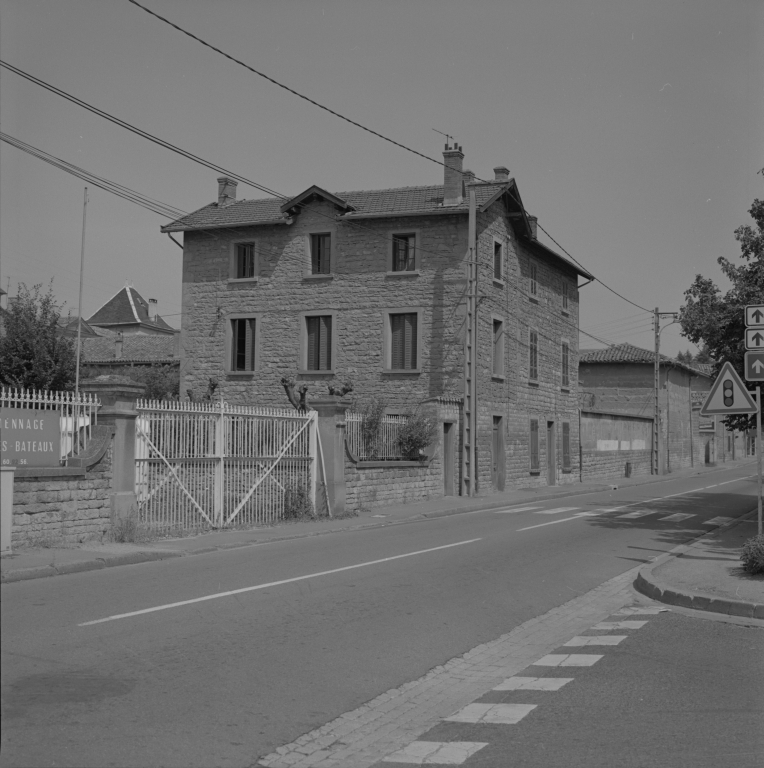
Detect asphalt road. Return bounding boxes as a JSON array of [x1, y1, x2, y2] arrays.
[[1, 463, 759, 768]]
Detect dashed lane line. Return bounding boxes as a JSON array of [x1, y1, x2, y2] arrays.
[[78, 538, 482, 626]]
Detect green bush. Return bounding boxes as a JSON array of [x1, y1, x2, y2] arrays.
[[740, 534, 764, 575], [109, 512, 156, 544], [397, 409, 438, 461], [357, 396, 387, 459], [283, 483, 315, 520]]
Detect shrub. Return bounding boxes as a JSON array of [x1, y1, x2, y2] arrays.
[[397, 409, 438, 461], [740, 534, 764, 575], [357, 396, 387, 459], [283, 483, 315, 520], [109, 511, 156, 544]]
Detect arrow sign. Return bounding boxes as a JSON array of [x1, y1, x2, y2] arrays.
[[699, 361, 757, 416], [745, 351, 764, 382], [746, 305, 764, 328], [745, 328, 764, 350]]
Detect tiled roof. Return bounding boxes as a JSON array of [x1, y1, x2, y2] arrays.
[[161, 183, 508, 233], [579, 343, 711, 377], [87, 286, 176, 333], [690, 362, 714, 376], [83, 335, 177, 363]]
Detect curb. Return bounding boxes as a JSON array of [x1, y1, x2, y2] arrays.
[[633, 510, 764, 620], [1, 549, 184, 584]]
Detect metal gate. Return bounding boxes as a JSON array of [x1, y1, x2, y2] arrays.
[[135, 399, 316, 530]]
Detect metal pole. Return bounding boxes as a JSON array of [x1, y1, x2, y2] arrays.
[[74, 188, 88, 400], [758, 385, 762, 535], [654, 307, 660, 474]]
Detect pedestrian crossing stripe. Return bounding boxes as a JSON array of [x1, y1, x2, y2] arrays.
[[660, 513, 695, 522], [493, 677, 573, 691], [564, 635, 627, 646], [383, 741, 487, 764], [533, 506, 580, 515], [444, 703, 537, 724], [592, 620, 648, 629], [618, 509, 656, 518], [493, 506, 539, 513], [703, 516, 734, 526], [532, 654, 603, 667]]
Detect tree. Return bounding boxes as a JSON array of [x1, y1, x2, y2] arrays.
[[679, 195, 764, 430], [0, 282, 76, 391], [133, 363, 180, 401]]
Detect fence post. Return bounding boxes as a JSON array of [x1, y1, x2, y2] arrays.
[[311, 396, 351, 516], [80, 375, 145, 522], [0, 466, 15, 553]]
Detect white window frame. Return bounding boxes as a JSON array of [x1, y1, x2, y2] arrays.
[[382, 307, 423, 374], [492, 236, 505, 285], [225, 312, 261, 375], [228, 239, 259, 283], [304, 228, 336, 279], [387, 229, 421, 276], [298, 310, 338, 374]]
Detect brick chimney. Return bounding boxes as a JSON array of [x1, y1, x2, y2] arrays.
[[443, 145, 465, 206], [217, 177, 238, 207], [493, 166, 510, 182], [463, 169, 475, 185], [148, 298, 158, 322], [527, 215, 538, 239]]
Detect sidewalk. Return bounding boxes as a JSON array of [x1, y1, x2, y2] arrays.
[[2, 457, 759, 610], [635, 512, 764, 620]]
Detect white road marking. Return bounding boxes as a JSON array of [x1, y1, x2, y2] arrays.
[[703, 516, 734, 526], [493, 506, 540, 513], [78, 538, 482, 626], [444, 703, 537, 724], [660, 513, 696, 522], [564, 635, 627, 646], [517, 513, 591, 531], [493, 677, 573, 691], [533, 506, 580, 515], [383, 741, 487, 764], [614, 607, 668, 615], [592, 620, 648, 629], [533, 654, 603, 667], [618, 509, 657, 519]]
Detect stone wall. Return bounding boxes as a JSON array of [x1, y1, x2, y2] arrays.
[[579, 410, 653, 482], [581, 449, 652, 482], [345, 459, 442, 511], [11, 443, 113, 547]]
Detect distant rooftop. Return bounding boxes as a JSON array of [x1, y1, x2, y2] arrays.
[[579, 343, 711, 377]]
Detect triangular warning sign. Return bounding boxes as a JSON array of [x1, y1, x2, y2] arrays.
[[699, 361, 758, 416]]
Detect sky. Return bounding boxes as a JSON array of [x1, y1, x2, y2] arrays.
[[1, 0, 762, 356]]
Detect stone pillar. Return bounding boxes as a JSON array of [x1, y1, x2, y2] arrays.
[[81, 376, 145, 521], [0, 466, 15, 553], [311, 396, 351, 516]]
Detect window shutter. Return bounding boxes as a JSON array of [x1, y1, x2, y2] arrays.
[[391, 314, 403, 369], [245, 319, 255, 371], [562, 343, 569, 387], [405, 313, 416, 369], [307, 317, 318, 369], [231, 319, 239, 370], [319, 315, 332, 370], [530, 419, 539, 471], [494, 242, 502, 280], [530, 330, 538, 380], [493, 320, 502, 375], [562, 422, 571, 470]]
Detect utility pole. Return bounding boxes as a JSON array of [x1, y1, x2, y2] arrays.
[[653, 308, 678, 475], [74, 187, 88, 400]]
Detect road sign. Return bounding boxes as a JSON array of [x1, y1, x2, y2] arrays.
[[746, 305, 764, 328], [745, 351, 764, 381], [745, 328, 764, 350], [699, 361, 758, 416]]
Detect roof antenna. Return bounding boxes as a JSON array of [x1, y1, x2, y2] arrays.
[[432, 128, 455, 151]]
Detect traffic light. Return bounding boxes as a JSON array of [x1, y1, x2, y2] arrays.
[[723, 379, 734, 407]]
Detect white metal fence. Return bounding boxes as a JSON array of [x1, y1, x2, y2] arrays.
[[0, 386, 99, 464], [345, 411, 409, 460], [135, 399, 316, 530]]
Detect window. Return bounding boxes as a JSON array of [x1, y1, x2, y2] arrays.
[[306, 315, 332, 370], [492, 318, 504, 377], [230, 241, 257, 281], [530, 419, 540, 472], [529, 262, 538, 297], [390, 313, 418, 370], [561, 342, 570, 388], [230, 317, 256, 371], [392, 234, 416, 272], [562, 281, 569, 312], [562, 422, 571, 471], [310, 233, 331, 274], [493, 240, 503, 281], [529, 329, 539, 381]]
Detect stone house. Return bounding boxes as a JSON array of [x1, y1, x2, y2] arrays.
[[578, 343, 717, 473], [86, 285, 177, 336], [162, 146, 593, 496]]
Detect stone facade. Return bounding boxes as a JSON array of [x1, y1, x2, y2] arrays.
[[11, 445, 113, 547], [168, 155, 591, 498]]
